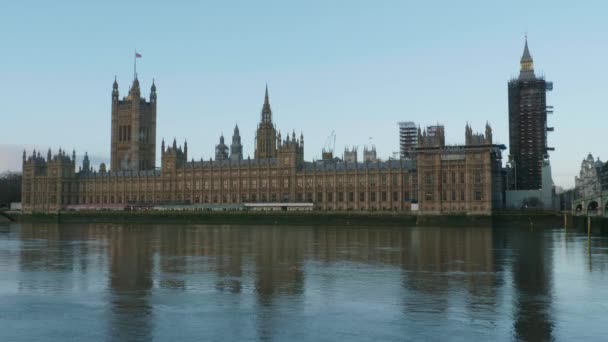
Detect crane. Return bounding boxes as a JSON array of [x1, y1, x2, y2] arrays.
[[323, 130, 336, 153]]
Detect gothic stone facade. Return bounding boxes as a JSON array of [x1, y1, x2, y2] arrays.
[[21, 78, 503, 214]]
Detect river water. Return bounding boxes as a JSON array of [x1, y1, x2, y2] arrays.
[[0, 222, 606, 341]]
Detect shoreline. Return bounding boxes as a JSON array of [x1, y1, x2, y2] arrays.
[[7, 210, 564, 228]]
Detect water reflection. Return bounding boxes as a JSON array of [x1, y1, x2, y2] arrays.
[[107, 225, 155, 341], [2, 223, 606, 341]]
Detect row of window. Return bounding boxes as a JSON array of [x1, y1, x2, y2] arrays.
[[424, 190, 483, 201], [31, 191, 415, 206]]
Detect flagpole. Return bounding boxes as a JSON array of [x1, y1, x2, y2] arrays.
[[134, 50, 137, 80]]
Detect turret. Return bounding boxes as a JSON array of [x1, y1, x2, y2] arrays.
[[485, 122, 493, 144], [82, 152, 90, 173], [215, 134, 229, 161], [129, 77, 141, 98], [112, 76, 119, 101], [230, 124, 243, 161], [150, 79, 157, 104]]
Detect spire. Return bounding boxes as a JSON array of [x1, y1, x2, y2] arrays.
[[519, 35, 535, 79], [261, 84, 272, 123], [112, 76, 119, 100]]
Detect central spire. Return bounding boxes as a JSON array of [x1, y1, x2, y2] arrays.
[[261, 84, 272, 123]]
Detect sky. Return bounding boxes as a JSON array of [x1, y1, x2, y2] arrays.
[[0, 0, 606, 187]]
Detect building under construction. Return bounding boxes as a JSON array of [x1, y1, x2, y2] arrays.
[[508, 38, 554, 190], [399, 121, 418, 159]]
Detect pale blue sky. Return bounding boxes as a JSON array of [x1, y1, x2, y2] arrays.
[[1, 0, 607, 187]]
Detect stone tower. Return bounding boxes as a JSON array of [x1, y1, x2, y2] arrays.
[[111, 76, 157, 171], [230, 124, 243, 161], [254, 85, 278, 159], [508, 37, 553, 190]]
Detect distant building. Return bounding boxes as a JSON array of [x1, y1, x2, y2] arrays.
[[398, 121, 418, 159], [508, 37, 554, 190], [574, 153, 604, 199]]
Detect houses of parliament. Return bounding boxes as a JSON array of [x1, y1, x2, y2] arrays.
[[21, 72, 506, 215]]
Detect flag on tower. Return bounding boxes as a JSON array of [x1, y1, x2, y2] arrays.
[[135, 52, 142, 58]]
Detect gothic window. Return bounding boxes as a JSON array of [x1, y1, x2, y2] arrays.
[[475, 191, 482, 201], [392, 192, 398, 201], [349, 192, 354, 202], [338, 192, 344, 202], [359, 192, 365, 202], [381, 191, 387, 202], [370, 192, 376, 202], [474, 171, 482, 184], [425, 172, 432, 185]]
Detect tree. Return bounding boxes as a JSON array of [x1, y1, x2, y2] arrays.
[[0, 171, 21, 207]]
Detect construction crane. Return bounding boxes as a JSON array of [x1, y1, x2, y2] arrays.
[[323, 130, 336, 153]]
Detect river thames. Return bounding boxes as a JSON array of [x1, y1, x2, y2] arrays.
[[0, 223, 606, 341]]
